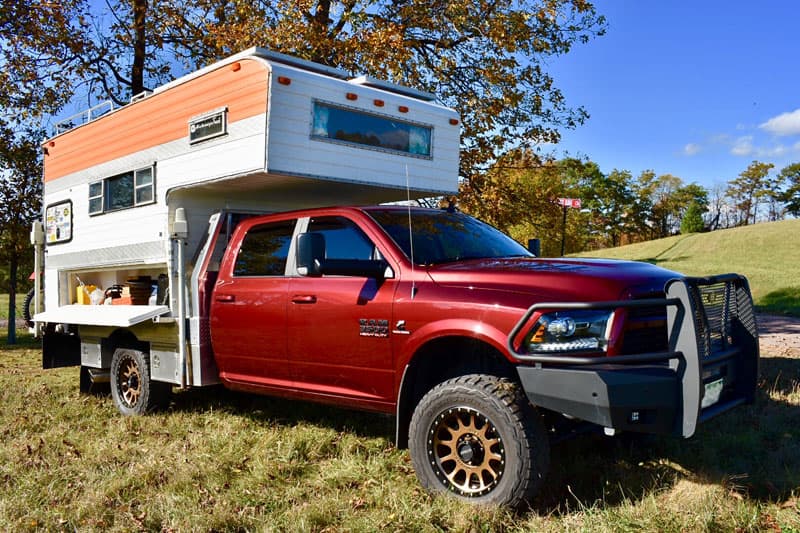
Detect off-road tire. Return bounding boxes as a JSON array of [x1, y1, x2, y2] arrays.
[[408, 374, 549, 508], [110, 348, 171, 415]]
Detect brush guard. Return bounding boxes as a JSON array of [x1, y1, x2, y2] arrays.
[[509, 275, 759, 438]]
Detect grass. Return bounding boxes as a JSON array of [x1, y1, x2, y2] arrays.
[[0, 293, 27, 321], [574, 219, 800, 316], [1, 331, 799, 531]]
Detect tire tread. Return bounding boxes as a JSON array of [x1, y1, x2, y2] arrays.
[[408, 373, 549, 507]]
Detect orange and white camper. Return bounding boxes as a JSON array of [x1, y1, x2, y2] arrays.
[[32, 48, 459, 389]]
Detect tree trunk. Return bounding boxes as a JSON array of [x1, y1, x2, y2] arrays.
[[7, 255, 17, 344], [131, 0, 147, 96]]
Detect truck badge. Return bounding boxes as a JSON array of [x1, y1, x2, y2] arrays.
[[359, 319, 389, 337]]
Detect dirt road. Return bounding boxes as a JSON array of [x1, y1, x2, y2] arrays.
[[757, 314, 800, 357]]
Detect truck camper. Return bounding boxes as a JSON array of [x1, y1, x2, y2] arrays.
[[33, 47, 460, 390], [32, 48, 758, 507]]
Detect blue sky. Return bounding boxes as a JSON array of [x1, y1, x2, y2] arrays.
[[547, 0, 800, 188]]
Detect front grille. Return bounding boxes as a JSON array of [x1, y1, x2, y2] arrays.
[[688, 281, 757, 359], [620, 301, 668, 355]]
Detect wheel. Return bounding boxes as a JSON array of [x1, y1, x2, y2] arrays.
[[408, 374, 549, 507], [110, 348, 171, 415], [23, 288, 36, 327]]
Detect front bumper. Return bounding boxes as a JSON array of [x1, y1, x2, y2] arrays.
[[508, 275, 759, 438]]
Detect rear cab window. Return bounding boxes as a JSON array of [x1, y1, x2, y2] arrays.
[[233, 219, 297, 276]]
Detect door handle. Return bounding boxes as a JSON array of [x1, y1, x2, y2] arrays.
[[215, 294, 235, 302], [291, 294, 317, 304]]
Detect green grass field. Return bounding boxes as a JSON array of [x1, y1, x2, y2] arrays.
[[0, 293, 26, 321], [575, 219, 800, 316], [1, 221, 798, 529], [0, 333, 798, 531]]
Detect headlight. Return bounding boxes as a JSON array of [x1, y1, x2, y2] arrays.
[[525, 309, 614, 353]]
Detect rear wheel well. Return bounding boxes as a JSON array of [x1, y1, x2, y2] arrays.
[[395, 336, 517, 448], [103, 329, 149, 360]]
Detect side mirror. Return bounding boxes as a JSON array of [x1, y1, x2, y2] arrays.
[[296, 232, 325, 277]]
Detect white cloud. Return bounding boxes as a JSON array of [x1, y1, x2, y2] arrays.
[[760, 109, 800, 136], [731, 136, 754, 156], [683, 143, 701, 156], [758, 144, 788, 158]]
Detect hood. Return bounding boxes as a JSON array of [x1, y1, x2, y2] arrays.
[[426, 257, 682, 302]]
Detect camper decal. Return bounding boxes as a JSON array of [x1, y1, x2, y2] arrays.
[[45, 200, 73, 244]]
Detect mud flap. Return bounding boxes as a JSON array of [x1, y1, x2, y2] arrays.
[[42, 326, 80, 368]]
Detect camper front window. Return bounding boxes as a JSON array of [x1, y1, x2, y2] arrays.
[[89, 166, 155, 215], [311, 101, 432, 158]]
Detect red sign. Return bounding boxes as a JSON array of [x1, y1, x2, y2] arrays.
[[557, 198, 582, 209]]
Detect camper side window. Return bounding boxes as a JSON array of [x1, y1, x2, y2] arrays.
[[89, 166, 155, 215], [88, 182, 103, 215]]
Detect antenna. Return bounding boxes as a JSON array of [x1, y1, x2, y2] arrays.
[[405, 166, 417, 299]]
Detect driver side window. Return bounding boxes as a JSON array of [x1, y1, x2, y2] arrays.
[[307, 216, 381, 260]]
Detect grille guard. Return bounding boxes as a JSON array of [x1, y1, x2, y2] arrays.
[[507, 274, 760, 437]]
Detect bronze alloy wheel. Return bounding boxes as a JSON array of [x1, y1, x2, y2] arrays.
[[426, 406, 505, 496], [110, 348, 171, 416], [409, 374, 549, 506], [117, 354, 142, 409]]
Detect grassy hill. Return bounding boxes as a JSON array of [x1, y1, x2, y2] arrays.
[[574, 219, 800, 316]]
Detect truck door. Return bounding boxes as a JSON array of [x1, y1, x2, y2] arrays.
[[210, 218, 296, 388], [287, 215, 396, 405]]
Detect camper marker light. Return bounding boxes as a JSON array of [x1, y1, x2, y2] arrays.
[[526, 309, 613, 354]]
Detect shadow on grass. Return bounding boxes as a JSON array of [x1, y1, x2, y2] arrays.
[[169, 385, 394, 440], [757, 287, 800, 317], [86, 348, 798, 514], [0, 332, 40, 351], [640, 255, 691, 266], [531, 354, 800, 514]]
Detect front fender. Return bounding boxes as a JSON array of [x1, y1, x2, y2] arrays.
[[396, 318, 514, 371]]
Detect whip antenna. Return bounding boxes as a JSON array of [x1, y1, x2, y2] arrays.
[[405, 165, 416, 299]]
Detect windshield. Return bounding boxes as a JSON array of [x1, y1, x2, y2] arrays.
[[367, 208, 532, 265]]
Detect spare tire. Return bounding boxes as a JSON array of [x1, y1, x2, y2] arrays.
[[22, 288, 35, 327]]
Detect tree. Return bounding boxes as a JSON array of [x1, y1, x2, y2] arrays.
[[779, 162, 800, 217], [1, 3, 88, 342], [630, 172, 708, 240], [153, 0, 605, 190], [77, 0, 176, 105], [0, 126, 43, 343], [0, 0, 92, 124], [680, 200, 705, 234], [580, 169, 635, 248], [726, 161, 774, 225]]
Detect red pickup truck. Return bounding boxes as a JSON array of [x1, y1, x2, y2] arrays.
[[157, 204, 753, 506], [56, 204, 757, 507]]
